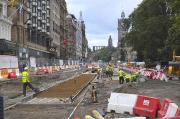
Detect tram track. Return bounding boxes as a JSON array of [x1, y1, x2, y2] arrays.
[[4, 72, 96, 111]]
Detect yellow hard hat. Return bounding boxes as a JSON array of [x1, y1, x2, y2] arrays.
[[85, 115, 91, 119]]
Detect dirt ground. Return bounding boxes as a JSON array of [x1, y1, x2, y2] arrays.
[[4, 75, 180, 119], [37, 74, 96, 98]]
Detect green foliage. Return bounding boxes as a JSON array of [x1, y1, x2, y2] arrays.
[[94, 47, 116, 62], [125, 0, 180, 62]]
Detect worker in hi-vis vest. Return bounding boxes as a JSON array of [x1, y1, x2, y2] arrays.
[[97, 68, 102, 79], [22, 67, 39, 96], [118, 68, 125, 84]]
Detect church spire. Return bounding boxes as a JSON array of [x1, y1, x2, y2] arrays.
[[121, 11, 125, 19], [79, 11, 83, 21], [108, 35, 113, 48]]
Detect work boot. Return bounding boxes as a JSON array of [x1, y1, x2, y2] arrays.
[[34, 88, 40, 93]]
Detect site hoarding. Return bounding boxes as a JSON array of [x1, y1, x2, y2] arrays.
[[0, 55, 18, 68]]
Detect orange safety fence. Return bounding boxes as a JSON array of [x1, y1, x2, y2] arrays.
[[0, 68, 20, 79]]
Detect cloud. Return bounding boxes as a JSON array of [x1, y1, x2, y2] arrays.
[[66, 0, 143, 48]]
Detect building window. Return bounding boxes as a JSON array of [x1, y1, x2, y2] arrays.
[[47, 17, 49, 23], [37, 10, 41, 17], [42, 23, 45, 29], [47, 9, 50, 15], [27, 28, 31, 41], [37, 0, 41, 7], [47, 0, 50, 5], [32, 17, 37, 24], [32, 6, 36, 13], [27, 13, 31, 20], [37, 20, 42, 27], [27, 0, 32, 9], [31, 30, 37, 43], [42, 4, 45, 11], [47, 26, 50, 32], [42, 14, 45, 20], [0, 4, 2, 16]]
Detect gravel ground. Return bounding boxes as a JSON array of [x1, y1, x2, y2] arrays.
[[114, 80, 180, 106]]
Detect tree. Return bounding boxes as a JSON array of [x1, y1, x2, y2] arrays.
[[125, 0, 172, 62], [166, 0, 180, 56], [93, 47, 116, 62]]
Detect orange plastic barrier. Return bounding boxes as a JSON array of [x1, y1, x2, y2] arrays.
[[0, 70, 2, 78], [1, 68, 8, 78], [133, 95, 161, 119], [8, 72, 17, 79], [74, 116, 81, 119], [158, 98, 173, 118]]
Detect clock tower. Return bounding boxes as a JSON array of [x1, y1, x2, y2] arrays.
[[118, 11, 126, 48]]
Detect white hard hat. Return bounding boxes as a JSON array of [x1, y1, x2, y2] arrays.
[[24, 67, 28, 70]]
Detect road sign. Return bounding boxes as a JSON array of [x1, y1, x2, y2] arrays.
[[0, 96, 4, 119]]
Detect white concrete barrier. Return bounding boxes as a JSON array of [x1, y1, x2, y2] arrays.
[[107, 92, 138, 114]]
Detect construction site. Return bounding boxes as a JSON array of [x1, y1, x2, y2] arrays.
[[1, 0, 180, 119], [0, 65, 180, 119]]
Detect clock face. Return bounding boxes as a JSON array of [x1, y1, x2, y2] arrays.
[[121, 22, 125, 29]]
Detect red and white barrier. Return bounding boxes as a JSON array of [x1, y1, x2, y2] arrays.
[[133, 95, 161, 119], [120, 65, 169, 81], [107, 93, 180, 119], [161, 117, 180, 119], [114, 117, 146, 119], [107, 93, 138, 114], [160, 108, 180, 119], [165, 103, 179, 118], [176, 108, 180, 117], [158, 98, 173, 118]]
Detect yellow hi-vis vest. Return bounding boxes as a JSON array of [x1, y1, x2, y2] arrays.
[[118, 70, 125, 77], [21, 71, 30, 83]]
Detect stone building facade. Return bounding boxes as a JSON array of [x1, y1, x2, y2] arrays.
[[76, 17, 82, 61], [0, 0, 12, 41], [0, 0, 13, 55], [0, 0, 87, 68], [50, 0, 61, 58], [59, 0, 68, 60], [81, 19, 88, 61], [7, 0, 68, 69], [66, 14, 77, 60]]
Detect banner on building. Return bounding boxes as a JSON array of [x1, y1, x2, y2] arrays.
[[30, 57, 36, 67]]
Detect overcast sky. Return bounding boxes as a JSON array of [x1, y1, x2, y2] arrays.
[[66, 0, 143, 48]]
